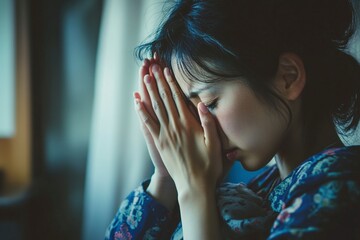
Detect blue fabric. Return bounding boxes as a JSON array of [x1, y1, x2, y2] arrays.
[[105, 146, 360, 239], [268, 146, 360, 239], [104, 181, 178, 239]]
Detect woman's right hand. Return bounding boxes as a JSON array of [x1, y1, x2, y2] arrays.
[[135, 57, 177, 209], [137, 58, 170, 178]]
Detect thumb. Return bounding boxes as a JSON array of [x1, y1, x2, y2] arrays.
[[197, 102, 220, 147]]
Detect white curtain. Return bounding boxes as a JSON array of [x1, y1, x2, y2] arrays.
[[82, 0, 167, 239]]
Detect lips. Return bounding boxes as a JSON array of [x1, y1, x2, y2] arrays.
[[224, 148, 239, 161]]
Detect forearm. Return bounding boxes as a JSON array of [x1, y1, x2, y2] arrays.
[[178, 187, 222, 240], [146, 172, 178, 210]]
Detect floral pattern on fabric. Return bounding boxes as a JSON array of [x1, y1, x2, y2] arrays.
[[268, 146, 360, 239], [105, 146, 360, 240], [104, 182, 176, 240]]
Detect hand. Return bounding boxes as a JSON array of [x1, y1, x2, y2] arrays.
[[136, 58, 170, 179], [135, 57, 177, 210], [135, 63, 223, 240], [135, 63, 223, 198]]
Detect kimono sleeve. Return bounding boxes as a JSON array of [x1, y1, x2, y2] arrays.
[[105, 180, 176, 240]]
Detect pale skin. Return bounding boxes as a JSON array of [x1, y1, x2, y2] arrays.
[[134, 53, 344, 239]]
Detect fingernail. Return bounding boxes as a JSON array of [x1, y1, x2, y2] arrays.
[[164, 67, 170, 77], [151, 64, 159, 73], [144, 75, 151, 84], [199, 102, 208, 114], [142, 61, 146, 67], [134, 92, 141, 99]]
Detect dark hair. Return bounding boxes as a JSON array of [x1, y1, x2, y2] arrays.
[[136, 0, 360, 134]]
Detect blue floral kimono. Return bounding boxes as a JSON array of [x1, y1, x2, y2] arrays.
[[105, 146, 360, 239]]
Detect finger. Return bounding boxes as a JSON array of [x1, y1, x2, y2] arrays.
[[139, 61, 150, 90], [164, 67, 189, 116], [140, 58, 165, 121], [134, 92, 160, 136], [139, 63, 157, 120], [143, 58, 150, 67], [148, 53, 158, 67], [153, 52, 160, 66], [154, 52, 158, 60], [151, 64, 179, 121], [198, 102, 220, 147], [153, 52, 166, 69], [144, 74, 168, 124], [134, 92, 158, 150]]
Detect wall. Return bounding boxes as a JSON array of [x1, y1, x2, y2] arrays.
[[0, 0, 31, 195]]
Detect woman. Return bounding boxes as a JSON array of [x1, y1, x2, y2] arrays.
[[105, 0, 360, 239]]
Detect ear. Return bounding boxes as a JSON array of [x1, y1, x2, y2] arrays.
[[273, 53, 306, 101]]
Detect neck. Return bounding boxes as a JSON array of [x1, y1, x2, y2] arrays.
[[276, 116, 344, 180]]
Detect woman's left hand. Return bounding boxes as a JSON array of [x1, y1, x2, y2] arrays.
[[134, 64, 223, 199]]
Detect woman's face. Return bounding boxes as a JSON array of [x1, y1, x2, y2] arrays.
[[171, 61, 288, 172]]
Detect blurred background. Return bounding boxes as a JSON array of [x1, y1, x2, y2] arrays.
[[0, 0, 359, 240]]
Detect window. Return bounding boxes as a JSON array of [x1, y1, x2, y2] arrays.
[[0, 0, 15, 138]]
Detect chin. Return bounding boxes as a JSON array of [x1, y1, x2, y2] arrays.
[[239, 156, 272, 171]]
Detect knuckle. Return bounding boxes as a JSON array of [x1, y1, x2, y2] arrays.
[[172, 90, 181, 100], [167, 75, 176, 84], [152, 100, 160, 111], [160, 89, 170, 100], [143, 115, 151, 125]]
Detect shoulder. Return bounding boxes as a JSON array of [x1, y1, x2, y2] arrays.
[[268, 146, 360, 239], [270, 146, 360, 212], [292, 145, 360, 188], [305, 145, 360, 173]]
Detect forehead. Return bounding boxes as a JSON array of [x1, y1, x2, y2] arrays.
[[170, 56, 211, 96], [171, 58, 191, 96]]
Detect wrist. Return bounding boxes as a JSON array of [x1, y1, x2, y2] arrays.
[[177, 183, 216, 206], [177, 185, 221, 240], [146, 173, 177, 210]]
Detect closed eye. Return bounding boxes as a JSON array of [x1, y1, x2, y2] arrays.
[[184, 98, 201, 121], [205, 98, 218, 111]]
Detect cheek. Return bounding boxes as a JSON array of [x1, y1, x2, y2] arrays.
[[216, 100, 283, 150], [218, 112, 245, 136], [216, 102, 259, 143]]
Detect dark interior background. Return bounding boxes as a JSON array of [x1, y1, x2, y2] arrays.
[[30, 0, 102, 239], [1, 0, 102, 239]]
